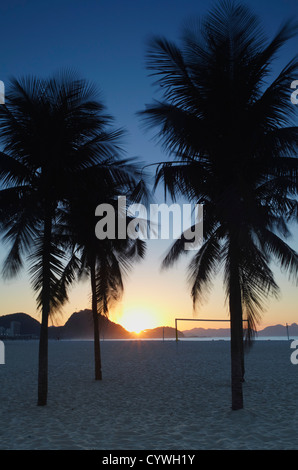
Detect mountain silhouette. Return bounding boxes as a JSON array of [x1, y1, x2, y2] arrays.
[[1, 311, 296, 339], [182, 323, 298, 337], [0, 312, 41, 337], [0, 310, 181, 339], [55, 309, 133, 339]]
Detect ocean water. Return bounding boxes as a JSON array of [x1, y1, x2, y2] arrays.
[[180, 336, 298, 341], [91, 335, 298, 342]]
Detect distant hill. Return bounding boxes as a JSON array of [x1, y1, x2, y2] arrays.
[[182, 323, 298, 338], [0, 313, 40, 337], [257, 323, 298, 337], [135, 326, 184, 339], [53, 309, 133, 340], [183, 327, 231, 338]]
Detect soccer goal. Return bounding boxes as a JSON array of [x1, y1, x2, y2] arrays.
[[175, 317, 248, 341]]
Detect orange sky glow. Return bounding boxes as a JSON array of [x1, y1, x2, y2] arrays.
[[1, 232, 297, 333]]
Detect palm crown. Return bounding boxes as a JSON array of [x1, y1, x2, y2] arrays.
[[0, 72, 124, 302]]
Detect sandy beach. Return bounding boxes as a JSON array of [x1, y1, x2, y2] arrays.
[[0, 339, 297, 450]]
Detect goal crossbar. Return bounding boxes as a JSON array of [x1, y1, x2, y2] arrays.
[[175, 318, 248, 341]]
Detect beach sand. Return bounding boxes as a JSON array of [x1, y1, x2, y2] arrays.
[[0, 339, 297, 450]]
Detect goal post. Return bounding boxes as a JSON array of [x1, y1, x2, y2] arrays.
[[175, 318, 248, 341]]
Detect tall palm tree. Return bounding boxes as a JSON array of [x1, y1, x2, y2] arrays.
[[0, 71, 128, 405], [59, 162, 147, 380], [139, 1, 298, 409]]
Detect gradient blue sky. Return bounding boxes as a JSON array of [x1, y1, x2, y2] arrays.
[[0, 0, 297, 332]]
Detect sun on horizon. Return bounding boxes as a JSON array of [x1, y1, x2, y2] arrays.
[[118, 306, 160, 334]]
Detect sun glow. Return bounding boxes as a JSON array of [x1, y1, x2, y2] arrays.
[[119, 307, 158, 334]]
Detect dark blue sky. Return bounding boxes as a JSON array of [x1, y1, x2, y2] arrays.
[[0, 0, 297, 326], [0, 0, 297, 168]]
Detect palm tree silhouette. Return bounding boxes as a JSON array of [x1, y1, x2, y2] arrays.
[[0, 71, 130, 405], [139, 1, 298, 409], [60, 162, 147, 380]]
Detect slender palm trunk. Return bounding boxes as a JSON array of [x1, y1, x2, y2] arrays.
[[90, 258, 102, 380], [241, 330, 245, 383], [37, 209, 52, 406], [229, 252, 244, 410]]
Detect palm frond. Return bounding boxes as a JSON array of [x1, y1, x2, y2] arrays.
[[188, 231, 223, 308], [1, 189, 40, 278], [259, 228, 298, 282], [28, 237, 70, 313], [0, 152, 32, 187]]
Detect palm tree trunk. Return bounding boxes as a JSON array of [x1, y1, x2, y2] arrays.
[[37, 209, 52, 406], [90, 258, 102, 380], [229, 252, 244, 410], [241, 331, 245, 383]]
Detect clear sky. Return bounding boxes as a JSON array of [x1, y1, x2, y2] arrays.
[[0, 0, 297, 332]]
